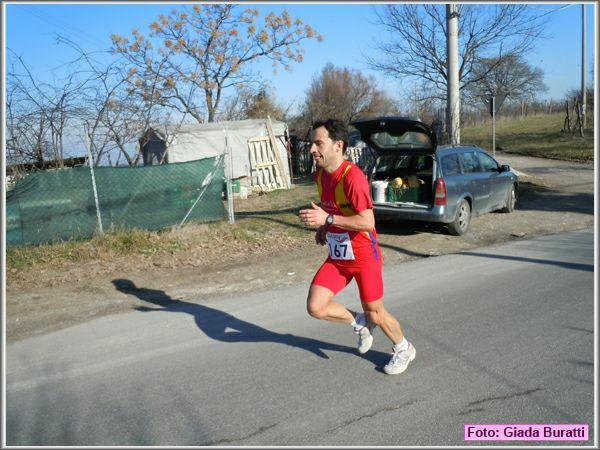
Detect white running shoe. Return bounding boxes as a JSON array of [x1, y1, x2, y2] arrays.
[[353, 312, 376, 354], [356, 326, 373, 354], [383, 342, 416, 375]]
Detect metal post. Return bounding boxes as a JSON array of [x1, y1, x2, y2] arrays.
[[223, 128, 234, 224], [581, 5, 586, 128], [85, 129, 103, 235], [178, 152, 226, 228], [284, 125, 294, 186]]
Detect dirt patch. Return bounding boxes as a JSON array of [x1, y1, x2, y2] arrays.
[[5, 152, 594, 343]]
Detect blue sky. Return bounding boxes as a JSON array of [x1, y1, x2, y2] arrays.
[[4, 2, 597, 114]]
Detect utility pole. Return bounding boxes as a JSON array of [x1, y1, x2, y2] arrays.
[[581, 5, 586, 128], [446, 4, 460, 145], [224, 128, 235, 224], [84, 125, 104, 235]]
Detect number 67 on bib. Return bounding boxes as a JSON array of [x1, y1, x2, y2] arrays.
[[326, 232, 355, 261]]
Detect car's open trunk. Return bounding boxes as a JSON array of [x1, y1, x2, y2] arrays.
[[369, 153, 435, 209], [351, 116, 438, 211]]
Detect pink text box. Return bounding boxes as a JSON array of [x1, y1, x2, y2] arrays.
[[464, 424, 589, 441]]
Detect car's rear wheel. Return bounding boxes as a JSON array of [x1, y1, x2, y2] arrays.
[[448, 199, 471, 236], [501, 184, 517, 213]]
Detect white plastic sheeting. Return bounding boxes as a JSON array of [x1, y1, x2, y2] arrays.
[[148, 119, 290, 185]]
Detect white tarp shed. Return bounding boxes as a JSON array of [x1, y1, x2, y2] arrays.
[[143, 119, 291, 188]]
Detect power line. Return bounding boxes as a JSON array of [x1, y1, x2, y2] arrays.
[[11, 5, 123, 76], [529, 4, 576, 19], [15, 4, 109, 49]]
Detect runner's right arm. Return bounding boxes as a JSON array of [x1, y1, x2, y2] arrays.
[[326, 208, 375, 233]]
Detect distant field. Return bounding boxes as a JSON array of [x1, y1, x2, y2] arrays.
[[461, 113, 594, 162]]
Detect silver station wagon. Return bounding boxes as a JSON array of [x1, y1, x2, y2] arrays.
[[351, 116, 518, 235]]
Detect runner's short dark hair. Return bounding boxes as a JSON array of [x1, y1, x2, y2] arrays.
[[312, 119, 348, 151]]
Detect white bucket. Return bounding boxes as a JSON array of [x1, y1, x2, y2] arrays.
[[372, 180, 389, 203]]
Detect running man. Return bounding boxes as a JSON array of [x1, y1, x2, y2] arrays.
[[299, 119, 415, 375]]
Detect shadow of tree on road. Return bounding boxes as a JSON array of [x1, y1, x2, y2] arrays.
[[517, 182, 593, 215], [112, 279, 390, 368]]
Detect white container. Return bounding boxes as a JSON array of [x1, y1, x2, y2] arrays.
[[372, 180, 389, 203]]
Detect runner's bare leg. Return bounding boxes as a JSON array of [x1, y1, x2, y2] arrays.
[[307, 284, 356, 323], [362, 299, 404, 344]]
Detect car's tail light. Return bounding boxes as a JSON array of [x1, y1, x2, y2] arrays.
[[434, 177, 447, 206]]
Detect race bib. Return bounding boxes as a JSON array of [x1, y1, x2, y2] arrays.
[[326, 232, 355, 261]]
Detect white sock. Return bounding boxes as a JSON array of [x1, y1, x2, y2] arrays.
[[350, 312, 366, 328], [394, 338, 409, 352]]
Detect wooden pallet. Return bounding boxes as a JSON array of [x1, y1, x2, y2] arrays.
[[247, 136, 286, 191]]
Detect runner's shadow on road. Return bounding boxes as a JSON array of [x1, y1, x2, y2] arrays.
[[112, 279, 390, 369]]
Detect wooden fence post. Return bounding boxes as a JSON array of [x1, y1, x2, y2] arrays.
[[574, 100, 584, 137], [563, 101, 571, 132]]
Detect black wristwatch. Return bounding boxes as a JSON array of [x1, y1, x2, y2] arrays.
[[326, 214, 335, 226]]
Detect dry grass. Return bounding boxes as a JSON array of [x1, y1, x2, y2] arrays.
[[7, 229, 187, 271], [461, 113, 594, 162]]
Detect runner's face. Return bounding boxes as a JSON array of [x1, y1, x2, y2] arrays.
[[310, 127, 343, 170]]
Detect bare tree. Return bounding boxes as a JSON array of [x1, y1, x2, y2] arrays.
[[51, 36, 181, 167], [83, 68, 183, 167], [369, 4, 548, 99], [221, 85, 289, 121], [293, 63, 399, 133], [565, 86, 595, 122], [403, 82, 444, 124], [5, 78, 42, 181], [463, 54, 548, 106], [111, 5, 322, 123], [6, 50, 85, 169], [8, 34, 196, 170], [77, 63, 132, 166]]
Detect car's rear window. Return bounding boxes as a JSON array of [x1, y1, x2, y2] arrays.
[[370, 131, 431, 149], [441, 154, 461, 176], [375, 154, 412, 173]]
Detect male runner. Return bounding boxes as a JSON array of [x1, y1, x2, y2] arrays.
[[298, 119, 415, 375]]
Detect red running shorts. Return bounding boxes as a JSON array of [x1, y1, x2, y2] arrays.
[[311, 260, 384, 303]]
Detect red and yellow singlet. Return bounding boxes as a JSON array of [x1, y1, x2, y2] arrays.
[[312, 161, 384, 302], [314, 160, 381, 266]]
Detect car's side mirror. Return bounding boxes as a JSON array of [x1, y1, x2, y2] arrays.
[[499, 164, 510, 173]]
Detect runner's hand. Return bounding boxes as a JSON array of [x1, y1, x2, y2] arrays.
[[299, 202, 328, 229]]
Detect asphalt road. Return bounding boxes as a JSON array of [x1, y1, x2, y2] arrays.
[[5, 228, 595, 446]]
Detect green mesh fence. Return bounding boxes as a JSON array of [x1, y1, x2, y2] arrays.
[[6, 156, 226, 246]]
